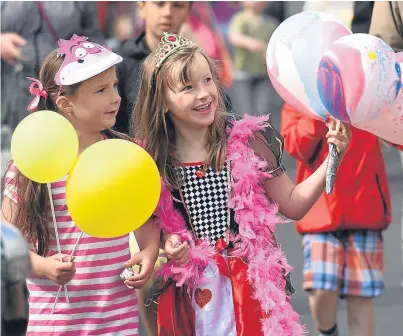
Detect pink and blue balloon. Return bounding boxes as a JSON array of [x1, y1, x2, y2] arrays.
[[317, 34, 401, 124], [352, 50, 403, 144], [266, 11, 352, 120], [354, 86, 403, 145]]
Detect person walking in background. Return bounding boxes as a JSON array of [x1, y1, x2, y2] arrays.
[[281, 103, 391, 336], [369, 0, 403, 287], [370, 1, 403, 51], [228, 1, 279, 117], [350, 1, 374, 34]]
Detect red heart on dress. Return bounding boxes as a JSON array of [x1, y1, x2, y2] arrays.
[[194, 288, 212, 308]]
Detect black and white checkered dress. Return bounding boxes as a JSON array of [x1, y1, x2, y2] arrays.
[[170, 120, 286, 244], [173, 162, 232, 242]]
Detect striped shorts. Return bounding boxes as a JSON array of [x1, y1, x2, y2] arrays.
[[302, 230, 384, 297]]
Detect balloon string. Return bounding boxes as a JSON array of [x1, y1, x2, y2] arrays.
[[51, 231, 83, 314], [47, 183, 69, 304]]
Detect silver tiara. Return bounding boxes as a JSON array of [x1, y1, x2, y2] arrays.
[[154, 32, 195, 72]]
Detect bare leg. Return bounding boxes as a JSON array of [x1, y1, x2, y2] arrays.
[[346, 296, 374, 336], [143, 299, 158, 336], [136, 288, 158, 336], [309, 289, 339, 332]]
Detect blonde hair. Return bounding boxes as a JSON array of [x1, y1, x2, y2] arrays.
[[132, 44, 229, 189]]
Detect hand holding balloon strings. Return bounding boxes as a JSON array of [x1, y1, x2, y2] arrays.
[[266, 12, 403, 196], [51, 231, 83, 314], [325, 118, 351, 194], [325, 120, 341, 194], [47, 183, 70, 304]]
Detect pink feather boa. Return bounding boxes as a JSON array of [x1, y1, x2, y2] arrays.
[[154, 182, 216, 288], [155, 114, 307, 335]]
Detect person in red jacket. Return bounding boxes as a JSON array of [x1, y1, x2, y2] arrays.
[[280, 104, 391, 336], [370, 0, 403, 290]]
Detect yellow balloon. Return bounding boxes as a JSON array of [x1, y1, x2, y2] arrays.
[[66, 139, 161, 238], [11, 110, 79, 183]]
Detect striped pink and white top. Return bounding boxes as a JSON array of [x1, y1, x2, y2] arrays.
[[4, 164, 139, 335]]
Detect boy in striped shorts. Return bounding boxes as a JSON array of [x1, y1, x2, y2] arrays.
[[281, 104, 391, 336], [303, 230, 384, 336]]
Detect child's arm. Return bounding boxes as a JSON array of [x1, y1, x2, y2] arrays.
[[280, 104, 328, 164], [132, 217, 160, 251], [228, 14, 266, 53], [229, 31, 266, 53], [1, 196, 76, 285], [124, 218, 160, 288], [264, 159, 328, 220], [253, 118, 351, 221]]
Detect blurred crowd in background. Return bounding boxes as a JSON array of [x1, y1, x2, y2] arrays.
[[1, 1, 375, 153]]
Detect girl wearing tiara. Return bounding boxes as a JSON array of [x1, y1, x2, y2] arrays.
[[133, 32, 351, 335]]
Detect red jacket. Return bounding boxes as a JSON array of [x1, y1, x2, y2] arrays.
[[280, 104, 392, 233]]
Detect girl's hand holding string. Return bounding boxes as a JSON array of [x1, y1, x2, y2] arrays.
[[325, 116, 351, 159], [44, 254, 76, 286], [164, 234, 189, 265]]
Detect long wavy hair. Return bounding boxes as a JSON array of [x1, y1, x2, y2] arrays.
[[132, 44, 229, 189], [2, 50, 130, 256]]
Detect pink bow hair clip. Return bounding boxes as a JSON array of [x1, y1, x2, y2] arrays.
[[27, 77, 48, 112]]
